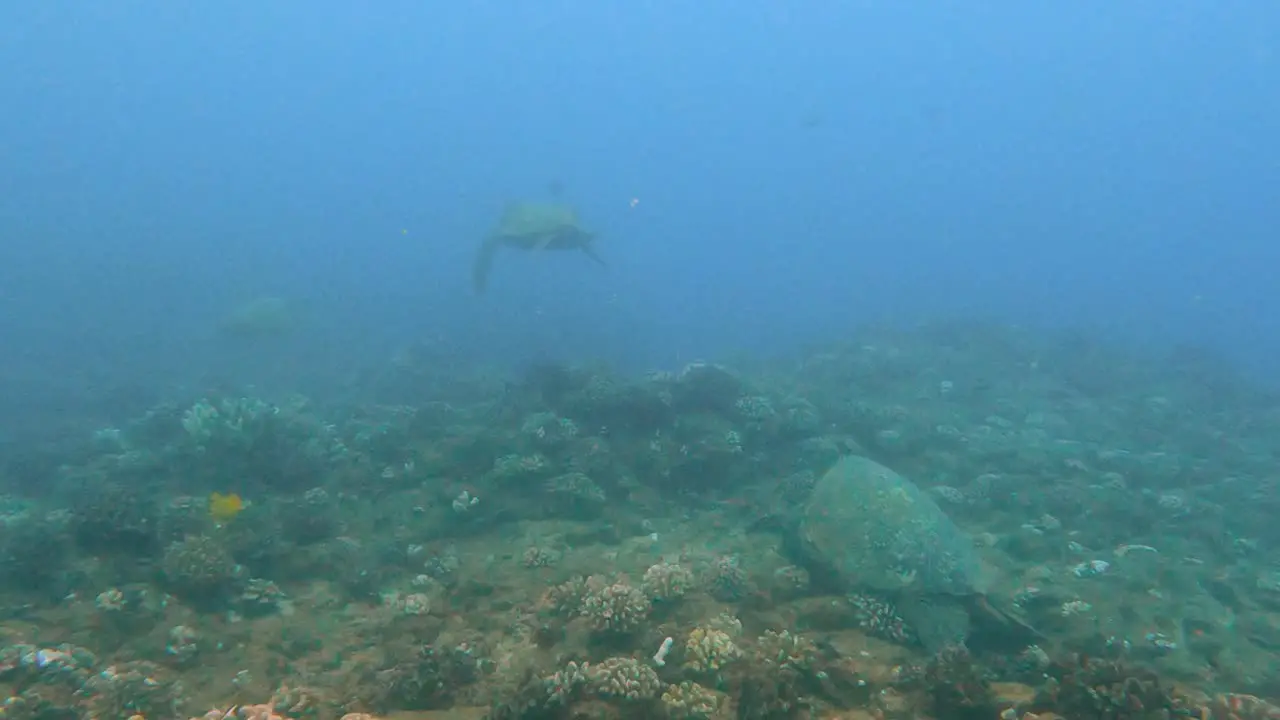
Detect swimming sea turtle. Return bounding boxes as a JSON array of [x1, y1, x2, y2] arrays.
[[217, 296, 299, 339], [472, 202, 606, 293], [798, 455, 1039, 650]]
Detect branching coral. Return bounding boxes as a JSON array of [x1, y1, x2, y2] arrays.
[[161, 535, 239, 603], [545, 575, 590, 615], [584, 656, 662, 701], [536, 657, 661, 709], [704, 555, 749, 601], [662, 680, 726, 719], [69, 481, 159, 556], [642, 561, 694, 602], [1036, 657, 1182, 720], [915, 644, 996, 718], [1203, 693, 1280, 720], [579, 576, 649, 633], [684, 627, 742, 675], [753, 630, 818, 678], [377, 643, 480, 710], [545, 470, 602, 498]]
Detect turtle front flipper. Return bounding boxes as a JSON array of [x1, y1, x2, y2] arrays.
[[472, 235, 503, 293], [580, 242, 607, 267]]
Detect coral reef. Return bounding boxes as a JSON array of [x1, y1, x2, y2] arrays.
[[1, 324, 1279, 718]]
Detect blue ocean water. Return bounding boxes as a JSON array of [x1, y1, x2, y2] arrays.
[[1, 3, 1276, 431]]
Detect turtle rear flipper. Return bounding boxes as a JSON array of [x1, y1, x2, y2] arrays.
[[473, 236, 502, 293], [532, 232, 559, 251], [971, 595, 1045, 640]]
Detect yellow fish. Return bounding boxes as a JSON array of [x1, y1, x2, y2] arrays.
[[209, 492, 245, 523]]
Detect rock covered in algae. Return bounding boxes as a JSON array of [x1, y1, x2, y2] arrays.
[[801, 455, 985, 597]]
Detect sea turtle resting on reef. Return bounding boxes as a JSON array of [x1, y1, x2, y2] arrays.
[[796, 455, 1041, 651], [472, 202, 606, 293]]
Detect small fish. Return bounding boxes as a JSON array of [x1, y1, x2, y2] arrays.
[[208, 492, 245, 523]]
